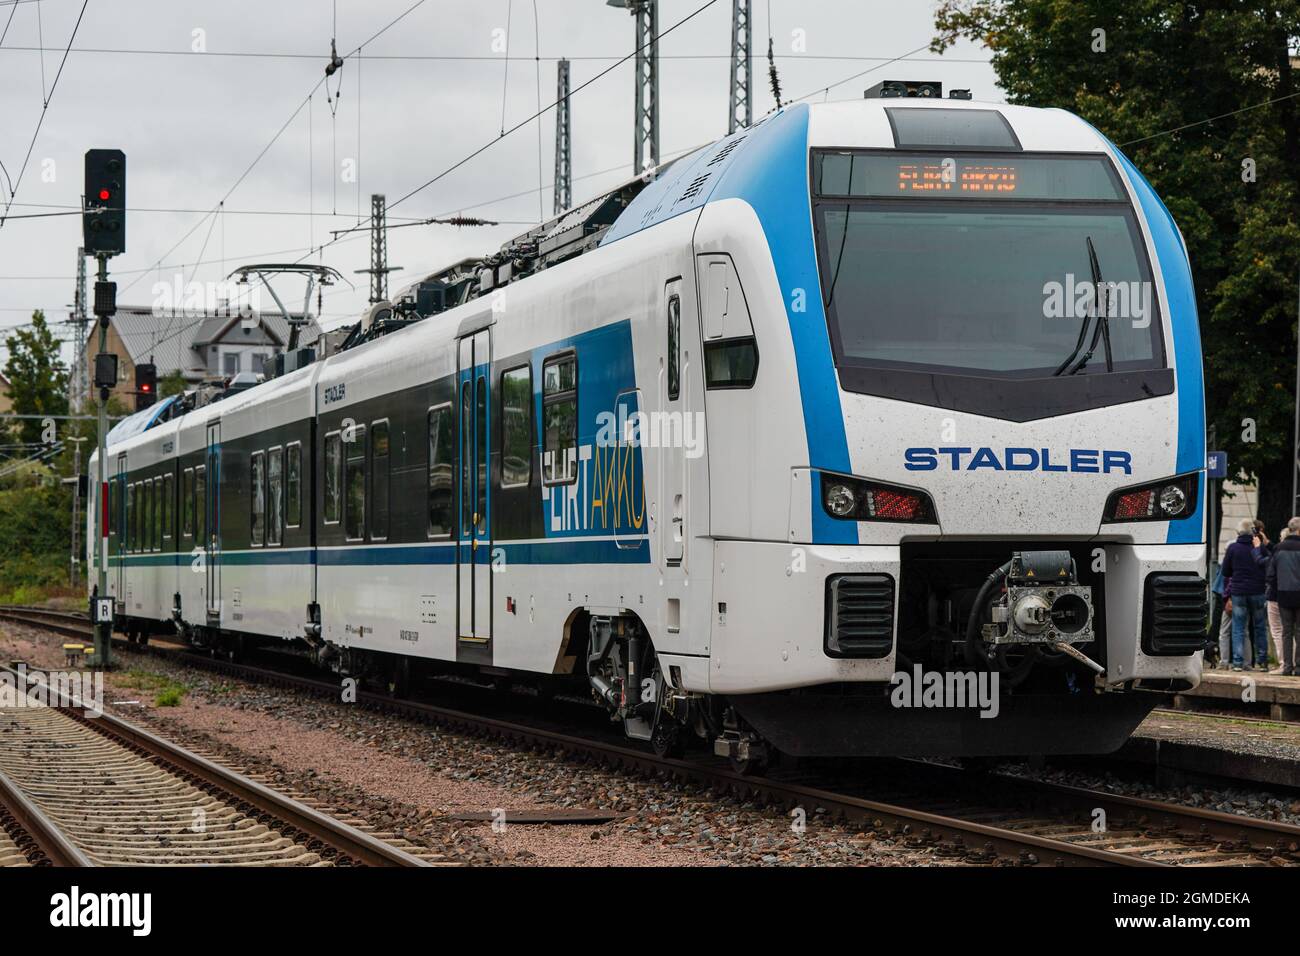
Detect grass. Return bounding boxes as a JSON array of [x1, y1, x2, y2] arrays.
[[154, 685, 186, 708], [118, 668, 188, 707]]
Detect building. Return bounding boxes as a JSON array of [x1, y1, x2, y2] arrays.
[[78, 306, 322, 405], [0, 371, 11, 415]]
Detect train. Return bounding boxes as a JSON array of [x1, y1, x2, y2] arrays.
[[89, 93, 1209, 768]]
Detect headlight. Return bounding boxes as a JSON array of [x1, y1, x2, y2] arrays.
[[1103, 473, 1199, 523], [821, 473, 937, 523], [825, 483, 858, 517], [1158, 484, 1187, 517]]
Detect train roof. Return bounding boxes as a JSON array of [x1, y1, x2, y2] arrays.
[[95, 96, 1120, 462]]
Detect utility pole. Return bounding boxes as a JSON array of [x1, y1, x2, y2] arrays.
[[84, 147, 125, 670], [69, 249, 88, 413], [1293, 267, 1300, 516], [728, 0, 752, 133], [67, 436, 86, 588], [608, 0, 659, 175], [92, 254, 113, 668], [554, 58, 573, 215], [355, 194, 399, 304]]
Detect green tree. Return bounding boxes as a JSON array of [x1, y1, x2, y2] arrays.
[[159, 370, 187, 398], [3, 309, 69, 450], [934, 0, 1300, 539]]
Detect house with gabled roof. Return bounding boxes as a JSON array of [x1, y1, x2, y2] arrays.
[[77, 305, 322, 404]]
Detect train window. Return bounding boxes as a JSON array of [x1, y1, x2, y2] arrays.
[[475, 378, 487, 528], [500, 366, 531, 488], [162, 473, 173, 543], [126, 482, 135, 552], [251, 451, 265, 547], [667, 294, 681, 401], [194, 466, 206, 543], [323, 431, 341, 525], [285, 443, 302, 528], [704, 337, 759, 389], [182, 468, 194, 537], [427, 404, 453, 537], [542, 352, 577, 485], [460, 382, 472, 536], [344, 427, 366, 541], [267, 447, 283, 546], [108, 480, 117, 536], [148, 478, 158, 551], [370, 422, 389, 541]]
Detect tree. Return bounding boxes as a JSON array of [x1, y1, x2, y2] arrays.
[[934, 0, 1300, 539], [3, 310, 69, 451], [159, 370, 187, 398]]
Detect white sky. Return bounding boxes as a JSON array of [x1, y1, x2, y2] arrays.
[[0, 0, 998, 364]]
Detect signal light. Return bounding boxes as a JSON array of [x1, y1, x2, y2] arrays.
[[83, 148, 126, 256], [134, 362, 157, 411]]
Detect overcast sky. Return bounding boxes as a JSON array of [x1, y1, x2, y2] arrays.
[[0, 0, 998, 364]]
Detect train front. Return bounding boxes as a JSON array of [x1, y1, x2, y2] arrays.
[[702, 98, 1207, 758]]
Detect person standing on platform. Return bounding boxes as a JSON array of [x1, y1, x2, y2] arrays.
[[1265, 518, 1300, 676], [1252, 523, 1281, 670], [1209, 558, 1228, 668], [1223, 519, 1269, 671]]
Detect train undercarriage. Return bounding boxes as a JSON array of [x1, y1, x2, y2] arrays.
[[113, 538, 1203, 770]]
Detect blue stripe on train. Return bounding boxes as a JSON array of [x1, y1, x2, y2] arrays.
[[108, 537, 651, 568], [709, 104, 856, 545], [1107, 145, 1207, 546]]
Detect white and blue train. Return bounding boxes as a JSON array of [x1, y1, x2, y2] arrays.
[[89, 94, 1209, 764]]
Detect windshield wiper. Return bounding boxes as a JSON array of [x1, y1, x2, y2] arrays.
[[1052, 236, 1115, 376]]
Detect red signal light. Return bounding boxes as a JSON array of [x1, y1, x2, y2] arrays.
[[140, 382, 151, 392], [98, 188, 111, 201]]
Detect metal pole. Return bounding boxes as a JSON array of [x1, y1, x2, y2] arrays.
[[728, 0, 752, 133], [632, 1, 659, 174], [554, 58, 572, 215], [70, 439, 82, 588], [1293, 267, 1300, 515], [95, 253, 111, 669]]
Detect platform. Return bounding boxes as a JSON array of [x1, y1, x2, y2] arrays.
[[1173, 669, 1300, 721]]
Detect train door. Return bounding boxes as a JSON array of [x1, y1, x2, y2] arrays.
[[205, 421, 221, 623], [456, 329, 492, 652], [114, 453, 127, 600], [662, 277, 686, 569]]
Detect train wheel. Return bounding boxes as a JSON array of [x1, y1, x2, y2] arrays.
[[219, 633, 244, 663], [728, 752, 768, 776], [650, 717, 685, 759], [385, 658, 411, 698]]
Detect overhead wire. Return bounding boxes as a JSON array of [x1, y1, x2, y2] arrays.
[[0, 0, 90, 228]]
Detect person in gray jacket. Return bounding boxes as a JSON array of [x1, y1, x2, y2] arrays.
[[1263, 516, 1300, 676]]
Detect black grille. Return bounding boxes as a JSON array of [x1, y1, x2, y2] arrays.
[[825, 574, 895, 659], [1142, 573, 1209, 656]]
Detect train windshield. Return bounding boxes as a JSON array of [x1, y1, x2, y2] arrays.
[[811, 151, 1170, 417]]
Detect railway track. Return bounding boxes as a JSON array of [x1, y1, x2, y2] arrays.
[[0, 656, 431, 867], [4, 604, 1299, 867]]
